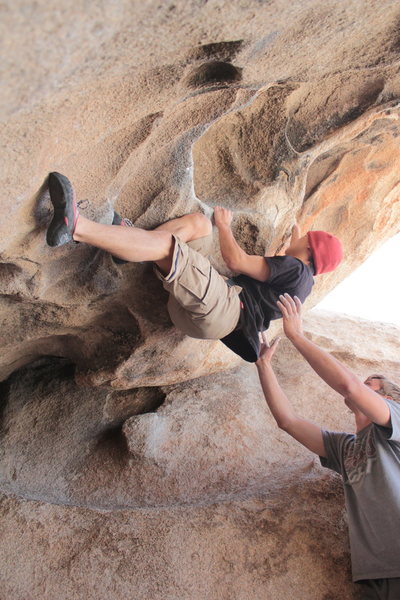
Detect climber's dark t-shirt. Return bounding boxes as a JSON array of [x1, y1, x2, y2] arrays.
[[221, 256, 314, 362]]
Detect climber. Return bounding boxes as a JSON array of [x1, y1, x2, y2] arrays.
[[45, 171, 343, 362], [256, 293, 400, 599]]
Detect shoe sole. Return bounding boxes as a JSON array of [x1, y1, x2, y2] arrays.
[[46, 172, 77, 247]]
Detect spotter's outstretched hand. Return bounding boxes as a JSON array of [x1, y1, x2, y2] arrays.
[[256, 331, 281, 366], [277, 293, 304, 340]]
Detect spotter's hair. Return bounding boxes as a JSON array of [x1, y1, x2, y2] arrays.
[[367, 374, 400, 403]]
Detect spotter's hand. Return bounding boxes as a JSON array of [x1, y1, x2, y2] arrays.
[[256, 331, 281, 366], [277, 293, 304, 340]]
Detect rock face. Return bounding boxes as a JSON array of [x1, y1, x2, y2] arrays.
[[1, 312, 400, 599], [1, 0, 400, 387], [1, 0, 400, 598]]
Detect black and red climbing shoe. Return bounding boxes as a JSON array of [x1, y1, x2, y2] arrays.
[[112, 211, 133, 264], [112, 212, 133, 228], [46, 172, 79, 247]]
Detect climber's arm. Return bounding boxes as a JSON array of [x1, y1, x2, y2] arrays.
[[214, 206, 270, 282]]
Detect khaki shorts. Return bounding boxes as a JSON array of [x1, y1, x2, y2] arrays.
[[155, 236, 242, 340]]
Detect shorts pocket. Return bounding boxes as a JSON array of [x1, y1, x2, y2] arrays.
[[178, 263, 213, 305]]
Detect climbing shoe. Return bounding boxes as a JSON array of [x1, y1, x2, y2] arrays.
[[46, 172, 78, 247], [112, 212, 133, 228]]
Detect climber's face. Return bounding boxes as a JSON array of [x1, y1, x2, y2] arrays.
[[285, 235, 311, 264]]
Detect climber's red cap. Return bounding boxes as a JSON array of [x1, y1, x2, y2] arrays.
[[307, 231, 343, 275]]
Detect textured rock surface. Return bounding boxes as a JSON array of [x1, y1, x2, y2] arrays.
[[1, 313, 399, 599], [1, 0, 400, 387], [2, 0, 400, 598], [0, 483, 350, 600]]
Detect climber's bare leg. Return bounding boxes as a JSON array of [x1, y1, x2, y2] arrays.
[[154, 213, 212, 242], [73, 212, 211, 275], [154, 213, 212, 273]]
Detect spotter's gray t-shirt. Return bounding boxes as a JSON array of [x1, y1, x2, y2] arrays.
[[320, 399, 400, 582]]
